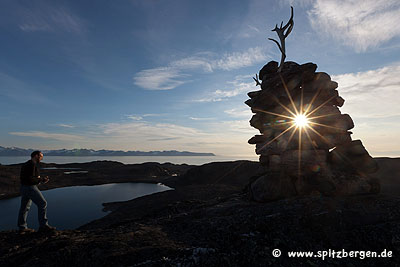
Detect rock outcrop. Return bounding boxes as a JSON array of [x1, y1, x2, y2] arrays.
[[246, 61, 380, 201]]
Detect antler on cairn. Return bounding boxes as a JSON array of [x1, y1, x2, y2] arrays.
[[268, 6, 294, 72], [253, 74, 261, 87]]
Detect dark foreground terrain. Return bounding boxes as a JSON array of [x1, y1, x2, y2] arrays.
[[0, 158, 399, 266]]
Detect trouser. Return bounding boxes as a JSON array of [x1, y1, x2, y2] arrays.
[[17, 185, 48, 229]]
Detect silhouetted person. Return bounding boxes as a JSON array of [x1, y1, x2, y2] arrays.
[[17, 151, 56, 233]]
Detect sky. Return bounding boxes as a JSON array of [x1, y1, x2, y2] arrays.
[[0, 0, 399, 158]]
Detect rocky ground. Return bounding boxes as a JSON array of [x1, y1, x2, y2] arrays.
[[0, 158, 399, 266]]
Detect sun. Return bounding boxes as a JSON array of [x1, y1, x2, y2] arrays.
[[293, 114, 309, 128]]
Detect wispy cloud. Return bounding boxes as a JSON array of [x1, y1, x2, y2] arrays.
[[146, 137, 181, 141], [224, 107, 253, 118], [126, 115, 143, 121], [333, 62, 400, 118], [9, 131, 84, 142], [95, 119, 255, 155], [142, 113, 163, 117], [306, 0, 400, 52], [247, 25, 260, 33], [124, 113, 165, 121], [18, 3, 84, 34], [8, 117, 257, 156], [57, 124, 75, 128], [333, 63, 400, 156], [189, 117, 214, 121], [133, 47, 269, 90], [213, 47, 268, 71], [134, 67, 188, 90], [100, 121, 201, 138], [194, 75, 256, 102]]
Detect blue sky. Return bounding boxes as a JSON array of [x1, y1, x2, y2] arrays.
[[0, 0, 399, 157]]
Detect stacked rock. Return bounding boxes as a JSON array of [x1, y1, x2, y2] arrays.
[[246, 61, 379, 202]]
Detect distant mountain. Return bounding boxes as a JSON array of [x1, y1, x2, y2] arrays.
[[0, 146, 215, 157]]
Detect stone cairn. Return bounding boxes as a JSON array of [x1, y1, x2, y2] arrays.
[[246, 8, 379, 202]]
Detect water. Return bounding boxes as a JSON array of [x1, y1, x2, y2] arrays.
[[0, 155, 258, 165], [0, 183, 172, 231]]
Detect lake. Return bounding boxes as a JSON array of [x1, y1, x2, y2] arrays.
[[0, 155, 258, 165], [0, 183, 172, 231]]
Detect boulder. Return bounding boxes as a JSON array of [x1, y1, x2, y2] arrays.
[[329, 140, 379, 174], [322, 132, 352, 148], [249, 172, 297, 202], [281, 149, 328, 175], [259, 61, 278, 80], [248, 134, 270, 144], [268, 155, 281, 171]]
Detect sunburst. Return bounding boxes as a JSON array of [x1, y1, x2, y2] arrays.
[[293, 114, 309, 128], [253, 74, 347, 176]]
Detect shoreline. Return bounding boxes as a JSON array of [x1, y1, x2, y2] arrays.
[[0, 180, 166, 201]]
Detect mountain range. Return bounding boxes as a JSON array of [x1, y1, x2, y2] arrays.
[[0, 146, 215, 157]]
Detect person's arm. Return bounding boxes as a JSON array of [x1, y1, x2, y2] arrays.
[[26, 162, 42, 185]]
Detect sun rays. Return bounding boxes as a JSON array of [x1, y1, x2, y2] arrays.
[[254, 74, 348, 162], [293, 114, 309, 128]]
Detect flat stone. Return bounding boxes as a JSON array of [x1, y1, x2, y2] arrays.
[[329, 140, 379, 174], [259, 61, 278, 80]]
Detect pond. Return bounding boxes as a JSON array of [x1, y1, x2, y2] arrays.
[[0, 183, 172, 231]]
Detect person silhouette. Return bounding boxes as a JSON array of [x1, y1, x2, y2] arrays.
[[17, 151, 56, 233]]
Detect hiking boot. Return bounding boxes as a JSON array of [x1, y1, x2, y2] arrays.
[[38, 225, 57, 233], [18, 228, 35, 234]]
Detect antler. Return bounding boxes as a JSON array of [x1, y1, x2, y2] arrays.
[[268, 6, 294, 72], [253, 74, 261, 87]]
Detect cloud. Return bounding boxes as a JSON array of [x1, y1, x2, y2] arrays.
[[170, 56, 213, 72], [307, 0, 400, 52], [213, 47, 268, 71], [189, 117, 214, 121], [333, 63, 400, 118], [8, 116, 257, 156], [133, 67, 188, 90], [283, 0, 316, 7], [103, 119, 254, 155], [142, 113, 163, 117], [247, 25, 260, 33], [18, 3, 84, 34], [100, 121, 201, 138], [126, 115, 143, 121], [224, 107, 253, 118], [133, 47, 269, 90], [9, 131, 84, 142], [216, 119, 255, 135], [124, 113, 164, 121], [57, 124, 75, 128], [333, 63, 400, 156], [146, 137, 181, 141], [194, 75, 256, 102]]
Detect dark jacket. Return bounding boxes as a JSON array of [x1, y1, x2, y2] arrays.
[[20, 160, 41, 185]]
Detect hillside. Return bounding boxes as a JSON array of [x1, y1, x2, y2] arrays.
[[0, 158, 399, 266]]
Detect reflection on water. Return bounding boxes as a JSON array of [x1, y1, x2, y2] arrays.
[[0, 183, 172, 230]]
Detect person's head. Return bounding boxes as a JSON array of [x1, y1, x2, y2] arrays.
[[31, 151, 43, 163]]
